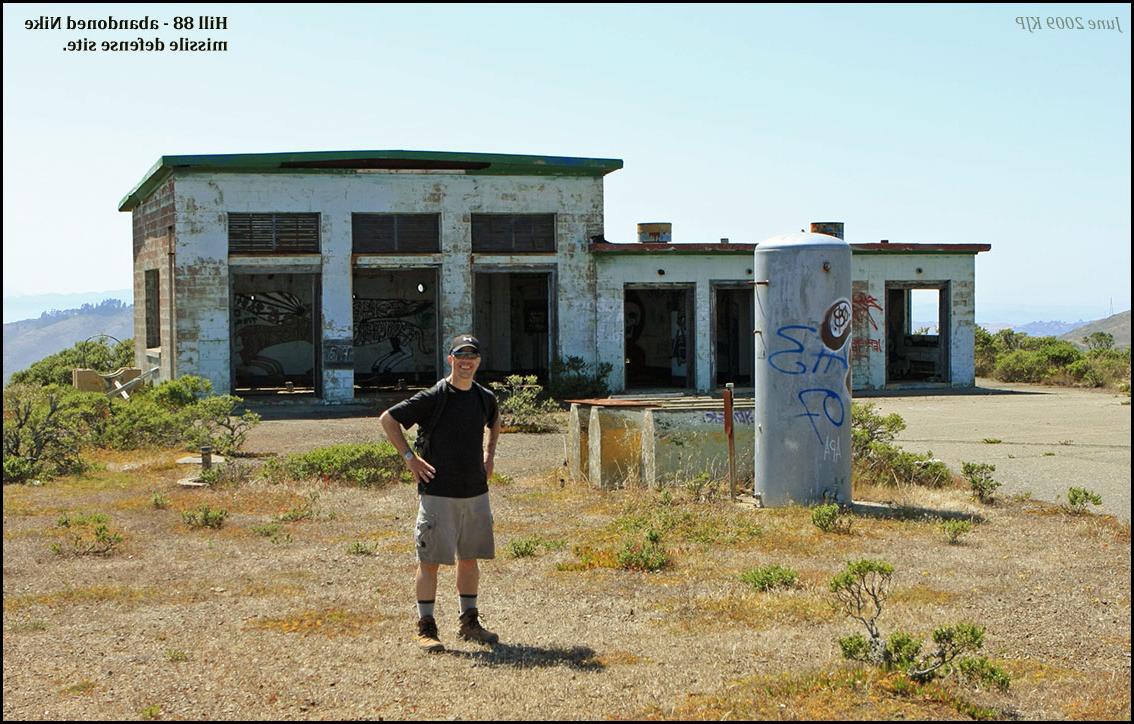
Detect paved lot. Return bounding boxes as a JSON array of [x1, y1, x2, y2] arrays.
[[860, 379, 1131, 521]]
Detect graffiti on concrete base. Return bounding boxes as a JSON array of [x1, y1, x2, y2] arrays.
[[703, 410, 755, 425]]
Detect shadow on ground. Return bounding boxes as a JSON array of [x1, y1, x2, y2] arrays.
[[443, 643, 605, 671]]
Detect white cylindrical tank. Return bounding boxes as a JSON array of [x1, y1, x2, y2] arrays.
[[754, 232, 853, 506]]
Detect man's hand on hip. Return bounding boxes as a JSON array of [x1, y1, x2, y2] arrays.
[[407, 455, 436, 484]]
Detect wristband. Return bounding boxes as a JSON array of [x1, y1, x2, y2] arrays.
[[403, 450, 415, 463]]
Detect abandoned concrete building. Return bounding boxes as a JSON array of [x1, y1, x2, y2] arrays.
[[120, 150, 990, 402]]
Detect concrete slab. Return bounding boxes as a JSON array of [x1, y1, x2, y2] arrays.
[[862, 379, 1131, 521]]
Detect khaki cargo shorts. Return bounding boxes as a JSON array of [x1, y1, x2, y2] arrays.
[[415, 493, 495, 565]]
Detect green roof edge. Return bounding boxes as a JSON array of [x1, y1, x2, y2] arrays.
[[119, 150, 624, 211]]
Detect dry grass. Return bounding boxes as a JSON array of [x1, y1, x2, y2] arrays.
[[2, 433, 1129, 721]]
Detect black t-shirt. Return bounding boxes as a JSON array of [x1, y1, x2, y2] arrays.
[[387, 380, 498, 498]]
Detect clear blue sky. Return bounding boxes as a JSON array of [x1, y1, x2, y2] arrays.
[[3, 3, 1130, 324]]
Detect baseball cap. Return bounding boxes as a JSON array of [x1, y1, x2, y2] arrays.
[[449, 334, 480, 355]]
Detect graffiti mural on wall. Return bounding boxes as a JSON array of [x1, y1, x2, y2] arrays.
[[233, 291, 313, 380], [352, 298, 434, 373], [852, 290, 883, 331], [851, 285, 883, 363]]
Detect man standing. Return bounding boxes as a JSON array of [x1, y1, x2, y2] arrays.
[[379, 334, 502, 653]]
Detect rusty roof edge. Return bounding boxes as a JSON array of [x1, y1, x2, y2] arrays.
[[590, 242, 992, 254]]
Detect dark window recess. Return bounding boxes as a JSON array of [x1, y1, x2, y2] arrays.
[[472, 214, 555, 253], [228, 213, 320, 253], [352, 214, 440, 253], [144, 269, 160, 348]]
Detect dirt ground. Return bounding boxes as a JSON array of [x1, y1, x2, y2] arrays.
[[2, 390, 1130, 720]]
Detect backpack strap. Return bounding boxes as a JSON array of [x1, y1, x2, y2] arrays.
[[473, 381, 499, 428], [413, 379, 450, 456]]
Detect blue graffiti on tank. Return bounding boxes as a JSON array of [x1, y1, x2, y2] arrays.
[[767, 324, 849, 444]]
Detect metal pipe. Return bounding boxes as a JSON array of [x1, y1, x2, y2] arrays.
[[724, 383, 736, 500]]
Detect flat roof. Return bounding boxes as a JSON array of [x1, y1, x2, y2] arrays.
[[119, 150, 624, 211], [590, 242, 992, 255]]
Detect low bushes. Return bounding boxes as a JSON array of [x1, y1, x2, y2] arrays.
[[975, 326, 1130, 391], [2, 375, 260, 484], [851, 402, 951, 488], [260, 442, 404, 486]]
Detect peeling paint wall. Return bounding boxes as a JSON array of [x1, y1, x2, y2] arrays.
[[851, 254, 977, 389], [168, 173, 602, 400], [595, 254, 756, 391], [596, 252, 977, 393], [132, 178, 176, 382]]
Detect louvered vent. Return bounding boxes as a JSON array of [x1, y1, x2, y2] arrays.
[[228, 213, 320, 253], [471, 214, 555, 253], [352, 214, 440, 253]]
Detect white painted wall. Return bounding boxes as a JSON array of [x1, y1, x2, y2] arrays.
[[595, 253, 757, 391], [173, 173, 604, 400], [851, 254, 977, 389], [596, 251, 978, 393]]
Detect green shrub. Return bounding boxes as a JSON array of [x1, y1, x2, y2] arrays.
[[181, 505, 227, 529], [1035, 340, 1083, 368], [150, 491, 170, 509], [261, 442, 402, 486], [831, 560, 1009, 690], [1083, 332, 1115, 352], [184, 394, 261, 456], [3, 385, 106, 483], [973, 326, 998, 377], [100, 395, 189, 450], [962, 462, 1000, 503], [851, 403, 949, 488], [1066, 486, 1103, 513], [812, 503, 851, 533], [547, 356, 612, 400], [507, 536, 540, 558], [941, 519, 974, 544], [51, 513, 123, 556], [994, 350, 1048, 383], [740, 564, 799, 592], [616, 530, 669, 571], [9, 333, 133, 387], [489, 375, 559, 432], [198, 461, 254, 488], [151, 375, 214, 409], [347, 541, 375, 555]]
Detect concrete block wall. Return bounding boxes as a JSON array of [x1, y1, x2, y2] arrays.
[[131, 178, 176, 382], [171, 173, 604, 400], [850, 254, 977, 389]]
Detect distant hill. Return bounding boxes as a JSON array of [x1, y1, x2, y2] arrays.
[[1015, 320, 1087, 337], [1059, 310, 1131, 349], [3, 300, 134, 384]]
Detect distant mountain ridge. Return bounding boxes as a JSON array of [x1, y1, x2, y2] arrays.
[[3, 300, 133, 384], [1015, 320, 1087, 337], [1059, 310, 1131, 349]]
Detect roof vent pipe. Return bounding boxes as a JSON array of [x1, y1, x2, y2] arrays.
[[809, 222, 845, 240], [637, 222, 672, 243]]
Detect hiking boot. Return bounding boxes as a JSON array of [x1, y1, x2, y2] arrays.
[[415, 615, 444, 653], [457, 608, 499, 645]]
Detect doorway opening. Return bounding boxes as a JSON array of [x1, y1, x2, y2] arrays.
[[624, 285, 694, 389], [473, 272, 553, 384], [230, 273, 319, 396], [885, 283, 950, 383], [714, 286, 754, 386], [352, 268, 439, 390]]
